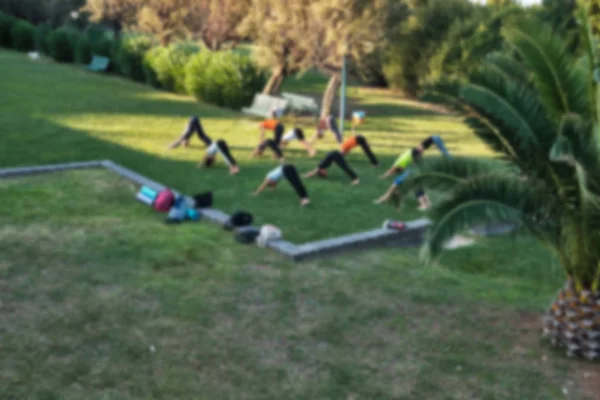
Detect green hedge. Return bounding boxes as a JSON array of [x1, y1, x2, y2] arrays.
[[0, 12, 16, 47], [34, 23, 52, 53], [10, 20, 34, 51], [74, 34, 92, 64], [47, 28, 76, 62], [144, 42, 200, 92], [114, 34, 154, 82], [185, 51, 266, 110]]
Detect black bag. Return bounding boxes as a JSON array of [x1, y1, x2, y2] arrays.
[[235, 227, 261, 244], [193, 192, 213, 208], [224, 210, 253, 231]]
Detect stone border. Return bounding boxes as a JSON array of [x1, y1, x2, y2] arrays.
[[0, 160, 430, 261]]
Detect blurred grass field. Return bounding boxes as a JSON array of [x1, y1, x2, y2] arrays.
[[1, 48, 597, 399]]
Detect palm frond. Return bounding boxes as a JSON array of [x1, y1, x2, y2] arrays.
[[485, 52, 531, 87], [462, 67, 556, 149], [576, 6, 598, 122], [422, 175, 562, 265], [503, 20, 588, 118], [551, 114, 600, 198], [420, 78, 470, 113], [395, 156, 512, 198]]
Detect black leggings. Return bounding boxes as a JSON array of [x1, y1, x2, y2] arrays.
[[216, 140, 237, 166], [319, 151, 358, 181], [273, 123, 284, 145], [182, 117, 212, 146], [258, 139, 284, 158], [283, 164, 308, 199], [421, 136, 434, 150], [356, 135, 378, 166]]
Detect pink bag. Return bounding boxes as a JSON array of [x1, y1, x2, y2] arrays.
[[154, 189, 175, 212]]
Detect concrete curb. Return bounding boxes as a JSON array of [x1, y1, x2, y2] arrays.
[[0, 160, 430, 261]]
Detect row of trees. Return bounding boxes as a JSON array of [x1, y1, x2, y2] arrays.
[[0, 0, 583, 116]]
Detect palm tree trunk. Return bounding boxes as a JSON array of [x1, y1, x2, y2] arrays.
[[262, 67, 284, 95], [320, 74, 341, 119], [543, 279, 600, 360]]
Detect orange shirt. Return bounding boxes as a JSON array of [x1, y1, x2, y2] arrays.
[[341, 136, 357, 153], [260, 119, 278, 130]]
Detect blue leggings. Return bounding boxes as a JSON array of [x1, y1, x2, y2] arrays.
[[394, 170, 424, 198], [421, 135, 450, 157]]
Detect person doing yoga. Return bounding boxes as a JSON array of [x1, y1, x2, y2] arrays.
[[303, 150, 360, 185], [168, 116, 212, 149], [375, 135, 451, 211], [340, 134, 378, 166], [251, 113, 285, 160], [380, 135, 450, 179], [280, 127, 317, 157], [197, 139, 240, 175], [252, 164, 310, 207], [310, 114, 343, 144]]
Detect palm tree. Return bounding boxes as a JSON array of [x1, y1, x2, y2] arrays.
[[398, 10, 600, 360]]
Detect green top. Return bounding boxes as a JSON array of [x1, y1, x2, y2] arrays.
[[394, 150, 413, 169]]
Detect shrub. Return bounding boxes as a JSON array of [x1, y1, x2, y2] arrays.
[[34, 23, 52, 54], [47, 28, 76, 62], [144, 42, 200, 92], [74, 34, 92, 64], [10, 20, 34, 51], [0, 12, 16, 48], [186, 51, 266, 110], [114, 34, 154, 82], [142, 47, 164, 88], [87, 26, 115, 58]]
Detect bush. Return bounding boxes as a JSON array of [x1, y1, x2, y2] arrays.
[[185, 51, 266, 110], [74, 34, 92, 64], [144, 42, 200, 92], [10, 20, 34, 51], [87, 26, 116, 58], [0, 12, 16, 48], [114, 34, 154, 82], [34, 23, 52, 54], [47, 28, 76, 62]]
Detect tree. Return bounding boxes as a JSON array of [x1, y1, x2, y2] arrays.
[[384, 0, 475, 96], [135, 0, 248, 48], [403, 10, 600, 360], [301, 0, 392, 117], [486, 0, 513, 10], [186, 0, 249, 50], [135, 0, 191, 45], [81, 0, 144, 36], [0, 0, 86, 26], [238, 0, 312, 95], [580, 0, 600, 33]]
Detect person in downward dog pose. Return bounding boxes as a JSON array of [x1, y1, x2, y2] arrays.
[[280, 127, 317, 157], [198, 138, 240, 175], [168, 116, 212, 149], [251, 111, 285, 160], [340, 134, 379, 166], [380, 135, 451, 179], [374, 135, 451, 211], [310, 114, 343, 144], [303, 150, 360, 185], [252, 164, 310, 207]]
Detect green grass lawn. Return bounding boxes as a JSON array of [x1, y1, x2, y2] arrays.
[[2, 48, 598, 399], [0, 49, 488, 243], [1, 170, 597, 400]]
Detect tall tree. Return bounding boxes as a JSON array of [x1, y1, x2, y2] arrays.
[[301, 0, 392, 117], [238, 0, 311, 94], [186, 0, 249, 50], [81, 0, 144, 36], [406, 10, 600, 360], [135, 0, 191, 45]]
